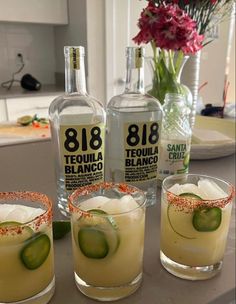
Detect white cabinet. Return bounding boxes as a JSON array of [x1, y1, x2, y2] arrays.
[[0, 0, 68, 24], [5, 95, 58, 121]]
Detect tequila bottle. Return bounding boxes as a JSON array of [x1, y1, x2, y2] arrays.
[[49, 46, 106, 217], [106, 47, 162, 206], [158, 93, 192, 183]]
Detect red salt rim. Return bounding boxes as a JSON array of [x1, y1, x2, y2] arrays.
[[166, 184, 235, 211], [0, 191, 53, 236], [68, 182, 145, 215]]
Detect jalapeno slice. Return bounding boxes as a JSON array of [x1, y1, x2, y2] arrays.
[[20, 233, 51, 269], [77, 209, 119, 259], [78, 227, 109, 259], [192, 207, 222, 232], [167, 192, 202, 239]]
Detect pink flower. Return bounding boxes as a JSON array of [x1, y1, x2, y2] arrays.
[[133, 2, 204, 54]]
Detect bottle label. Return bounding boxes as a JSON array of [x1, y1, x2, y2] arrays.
[[124, 121, 160, 183], [70, 48, 80, 70], [59, 123, 105, 191], [158, 140, 191, 180]]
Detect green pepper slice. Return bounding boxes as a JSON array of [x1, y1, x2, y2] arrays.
[[193, 207, 222, 232], [20, 233, 51, 270]]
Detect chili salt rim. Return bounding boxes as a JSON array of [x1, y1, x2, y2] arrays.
[[0, 191, 53, 235], [68, 182, 146, 216]]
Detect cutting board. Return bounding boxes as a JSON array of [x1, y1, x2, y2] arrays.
[[0, 122, 51, 146]]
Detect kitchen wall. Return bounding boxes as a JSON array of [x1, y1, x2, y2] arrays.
[[199, 17, 235, 105], [86, 0, 106, 103], [0, 23, 56, 86], [54, 0, 87, 75]]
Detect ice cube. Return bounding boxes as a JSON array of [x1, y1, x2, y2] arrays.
[[168, 179, 228, 200], [102, 195, 139, 215], [0, 204, 45, 223], [29, 207, 45, 220], [5, 207, 29, 223], [168, 183, 202, 197], [0, 204, 15, 221], [120, 195, 139, 212], [101, 198, 122, 214], [79, 196, 110, 211], [120, 195, 142, 220], [168, 183, 181, 195], [198, 178, 228, 200]]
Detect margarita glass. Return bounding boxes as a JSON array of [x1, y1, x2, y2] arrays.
[[160, 174, 235, 280], [68, 182, 146, 301], [0, 191, 55, 304]]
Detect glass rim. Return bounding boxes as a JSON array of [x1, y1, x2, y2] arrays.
[[0, 191, 53, 234], [162, 174, 235, 209], [68, 182, 146, 217]]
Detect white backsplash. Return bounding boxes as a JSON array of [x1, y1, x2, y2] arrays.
[[0, 22, 56, 86]]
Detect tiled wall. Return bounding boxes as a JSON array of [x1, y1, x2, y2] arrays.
[[0, 23, 56, 86]]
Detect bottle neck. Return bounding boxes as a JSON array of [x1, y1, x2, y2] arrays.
[[124, 53, 145, 94], [65, 50, 87, 95]]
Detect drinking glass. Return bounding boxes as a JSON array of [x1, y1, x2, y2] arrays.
[[160, 174, 235, 280], [68, 182, 146, 301], [0, 191, 55, 304]]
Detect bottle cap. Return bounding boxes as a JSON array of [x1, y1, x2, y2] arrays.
[[126, 47, 145, 69], [64, 46, 85, 70], [64, 46, 85, 57]]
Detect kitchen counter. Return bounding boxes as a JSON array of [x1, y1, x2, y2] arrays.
[[0, 122, 51, 147], [0, 140, 235, 304], [0, 84, 64, 99]]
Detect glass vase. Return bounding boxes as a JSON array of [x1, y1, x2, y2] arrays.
[[180, 51, 201, 129], [146, 54, 193, 124]]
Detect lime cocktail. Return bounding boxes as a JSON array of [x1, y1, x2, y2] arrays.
[[0, 192, 55, 304], [160, 174, 235, 280], [68, 182, 146, 301]]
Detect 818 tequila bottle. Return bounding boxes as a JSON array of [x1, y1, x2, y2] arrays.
[[49, 46, 105, 216], [106, 47, 162, 206]]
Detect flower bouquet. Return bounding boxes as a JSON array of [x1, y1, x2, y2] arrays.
[[133, 2, 204, 104], [152, 0, 234, 37], [133, 0, 234, 106]]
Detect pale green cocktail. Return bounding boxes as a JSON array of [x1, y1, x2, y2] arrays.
[[69, 183, 146, 301], [160, 174, 234, 280], [0, 192, 55, 303]]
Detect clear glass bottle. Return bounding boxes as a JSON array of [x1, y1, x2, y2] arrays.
[[49, 46, 106, 217], [106, 47, 163, 206], [158, 93, 192, 183]]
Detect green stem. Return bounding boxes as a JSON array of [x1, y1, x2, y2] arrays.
[[151, 41, 158, 67], [168, 50, 176, 76], [151, 41, 159, 81], [175, 51, 184, 78]]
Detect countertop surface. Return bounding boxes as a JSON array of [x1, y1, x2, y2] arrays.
[[0, 141, 235, 304], [0, 84, 64, 99], [0, 123, 51, 147]]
